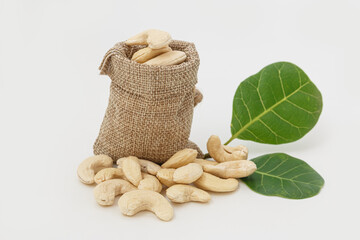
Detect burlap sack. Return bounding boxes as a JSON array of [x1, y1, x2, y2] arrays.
[[93, 40, 204, 164]]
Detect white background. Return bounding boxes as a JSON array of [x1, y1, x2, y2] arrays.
[[1, 0, 359, 239]]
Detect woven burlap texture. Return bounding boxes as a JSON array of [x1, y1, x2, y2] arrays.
[[93, 40, 204, 164]]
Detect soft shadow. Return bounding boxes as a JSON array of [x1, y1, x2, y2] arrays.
[[234, 123, 330, 157]]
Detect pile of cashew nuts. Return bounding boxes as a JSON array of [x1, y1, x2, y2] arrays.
[[126, 29, 187, 66], [77, 135, 257, 221]]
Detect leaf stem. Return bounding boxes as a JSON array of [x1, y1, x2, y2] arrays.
[[224, 135, 235, 145]]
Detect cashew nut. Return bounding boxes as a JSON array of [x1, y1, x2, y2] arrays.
[[161, 148, 198, 169], [121, 156, 142, 186], [173, 163, 203, 184], [194, 88, 203, 107], [166, 184, 211, 203], [125, 29, 172, 49], [138, 173, 162, 192], [77, 155, 113, 184], [207, 135, 248, 162], [203, 160, 257, 178], [194, 172, 239, 192], [117, 158, 161, 176], [138, 159, 161, 175], [93, 179, 136, 206], [144, 50, 186, 66], [193, 158, 218, 168], [94, 168, 125, 184], [116, 158, 124, 167], [156, 168, 176, 187], [132, 46, 172, 63], [118, 190, 174, 221]]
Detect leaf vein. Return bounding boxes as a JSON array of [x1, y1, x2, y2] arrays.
[[271, 109, 309, 129], [256, 155, 275, 170], [299, 90, 321, 99], [291, 172, 316, 180], [265, 159, 287, 174], [274, 64, 286, 97], [233, 112, 243, 128], [277, 164, 304, 177], [255, 170, 322, 187], [286, 99, 317, 115], [259, 119, 291, 142], [245, 129, 264, 142], [292, 181, 304, 198], [280, 179, 291, 197], [240, 87, 252, 121]]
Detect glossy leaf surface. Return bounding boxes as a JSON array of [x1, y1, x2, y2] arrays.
[[231, 62, 322, 144], [242, 153, 324, 199]]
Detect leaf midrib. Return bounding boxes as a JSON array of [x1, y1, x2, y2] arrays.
[[253, 169, 322, 187], [231, 81, 311, 141]]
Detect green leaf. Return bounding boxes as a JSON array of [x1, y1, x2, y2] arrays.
[[242, 153, 324, 199], [230, 62, 323, 144]]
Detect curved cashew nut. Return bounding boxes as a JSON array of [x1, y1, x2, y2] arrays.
[[118, 190, 174, 221], [116, 158, 124, 167], [77, 155, 113, 184], [121, 156, 143, 186], [194, 172, 239, 192], [117, 158, 161, 176], [156, 168, 176, 187], [144, 50, 186, 66], [131, 46, 172, 63], [138, 159, 161, 175], [162, 148, 198, 169], [194, 88, 203, 107], [93, 179, 136, 206], [125, 29, 172, 49], [166, 184, 211, 203], [173, 163, 203, 184], [207, 135, 248, 162], [203, 160, 257, 178], [138, 173, 162, 192], [94, 168, 125, 184], [193, 158, 218, 168]]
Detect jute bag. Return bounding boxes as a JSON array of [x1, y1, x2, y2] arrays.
[[93, 40, 204, 164]]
